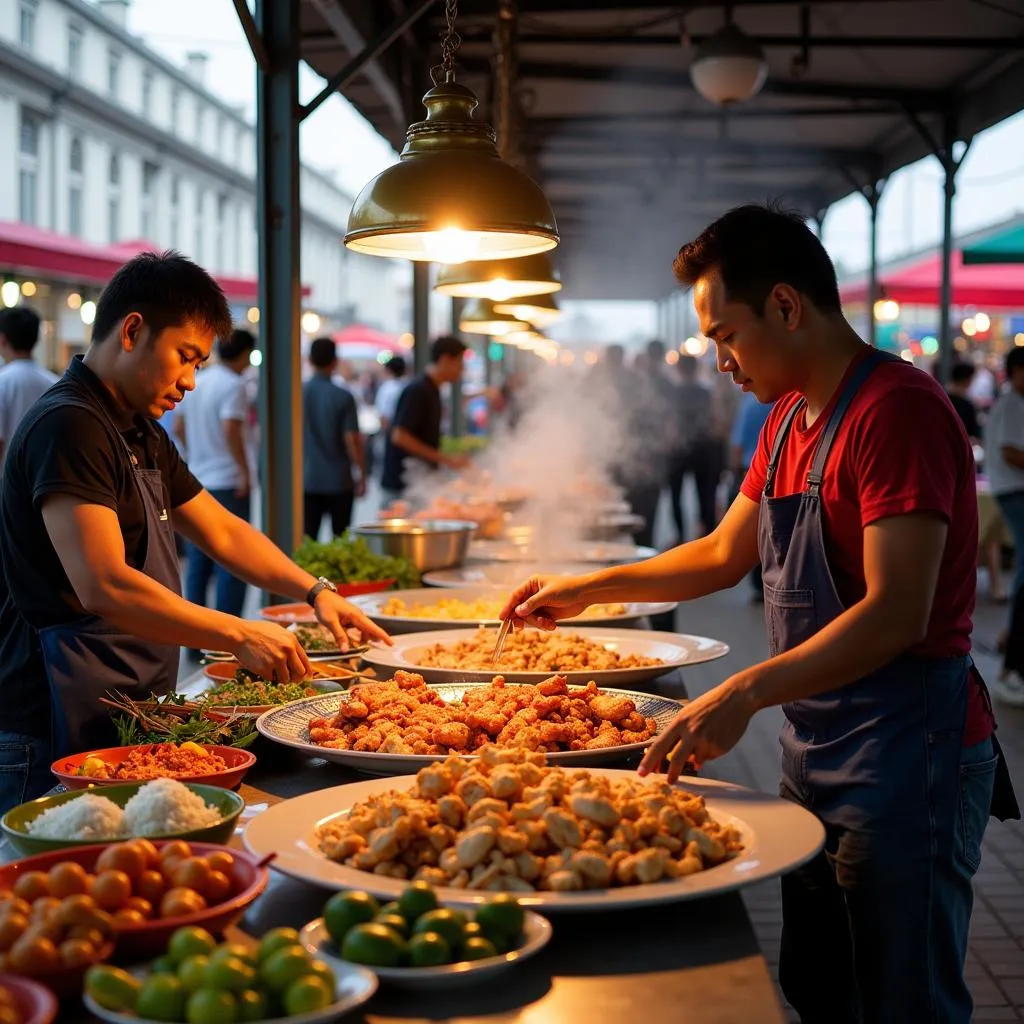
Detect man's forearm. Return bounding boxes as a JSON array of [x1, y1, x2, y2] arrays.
[[224, 420, 250, 483], [346, 432, 366, 481], [738, 597, 925, 711], [392, 427, 442, 466]]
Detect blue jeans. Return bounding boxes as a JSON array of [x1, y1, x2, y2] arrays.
[[0, 730, 56, 815], [997, 490, 1024, 602], [184, 489, 250, 616], [778, 736, 996, 1023]]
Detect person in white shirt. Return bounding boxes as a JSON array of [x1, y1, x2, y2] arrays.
[[376, 355, 408, 431], [175, 329, 255, 616], [0, 308, 58, 471], [984, 346, 1024, 707]]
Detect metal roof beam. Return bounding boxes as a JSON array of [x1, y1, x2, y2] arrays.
[[528, 105, 897, 125], [453, 0, 924, 12]]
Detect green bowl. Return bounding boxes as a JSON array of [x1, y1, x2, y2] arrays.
[[1, 782, 244, 856]]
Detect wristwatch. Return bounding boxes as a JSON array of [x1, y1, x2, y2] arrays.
[[306, 576, 338, 607]]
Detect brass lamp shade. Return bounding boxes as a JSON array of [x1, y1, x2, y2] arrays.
[[434, 253, 561, 300], [345, 82, 558, 263], [494, 292, 561, 328], [459, 298, 530, 336]]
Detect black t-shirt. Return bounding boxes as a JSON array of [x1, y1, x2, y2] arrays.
[[381, 374, 441, 491], [0, 356, 202, 738], [948, 392, 981, 441]]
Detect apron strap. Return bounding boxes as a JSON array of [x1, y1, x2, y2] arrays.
[[806, 348, 896, 495], [764, 401, 803, 498]]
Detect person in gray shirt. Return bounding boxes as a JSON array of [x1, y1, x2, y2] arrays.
[[303, 337, 365, 540]]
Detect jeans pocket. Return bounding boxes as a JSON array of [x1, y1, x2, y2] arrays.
[[0, 741, 32, 812], [958, 755, 998, 874]]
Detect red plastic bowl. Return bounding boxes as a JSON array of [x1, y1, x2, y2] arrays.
[[50, 745, 256, 792], [0, 971, 60, 1020], [0, 841, 270, 959], [260, 578, 396, 623]]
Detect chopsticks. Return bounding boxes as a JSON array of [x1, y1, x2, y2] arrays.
[[491, 617, 513, 666]]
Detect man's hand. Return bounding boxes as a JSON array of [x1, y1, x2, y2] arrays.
[[499, 574, 593, 631], [234, 470, 251, 500], [230, 620, 312, 682], [314, 591, 392, 648], [354, 478, 367, 499], [638, 675, 759, 781], [442, 453, 471, 471]]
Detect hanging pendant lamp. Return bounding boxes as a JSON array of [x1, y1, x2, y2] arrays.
[[434, 253, 561, 301], [344, 1, 558, 263], [458, 298, 530, 336], [494, 291, 561, 328]]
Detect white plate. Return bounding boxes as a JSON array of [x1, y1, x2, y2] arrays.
[[300, 911, 552, 990], [350, 587, 678, 633], [360, 627, 728, 686], [83, 961, 378, 1023], [469, 540, 658, 564], [243, 771, 825, 912], [423, 562, 600, 590], [255, 685, 685, 775]]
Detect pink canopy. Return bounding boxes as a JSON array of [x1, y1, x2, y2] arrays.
[[332, 324, 405, 354]]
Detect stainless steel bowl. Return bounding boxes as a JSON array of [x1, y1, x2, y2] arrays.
[[351, 519, 477, 572]]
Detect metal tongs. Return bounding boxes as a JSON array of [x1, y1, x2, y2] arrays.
[[492, 616, 513, 666]]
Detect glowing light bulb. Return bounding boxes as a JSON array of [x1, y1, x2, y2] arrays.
[[1, 282, 20, 308], [399, 332, 414, 349], [1015, 333, 1024, 347], [20, 281, 36, 297], [961, 317, 976, 337], [683, 336, 708, 356], [900, 349, 914, 362], [974, 312, 990, 332], [67, 292, 82, 310], [249, 350, 263, 367], [246, 307, 260, 324], [300, 311, 321, 334], [80, 300, 96, 326], [423, 228, 479, 265]]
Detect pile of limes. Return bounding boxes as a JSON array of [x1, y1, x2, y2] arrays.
[[324, 882, 525, 969], [84, 925, 336, 1023]]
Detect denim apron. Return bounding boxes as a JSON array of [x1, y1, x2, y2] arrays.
[[759, 349, 998, 1023], [37, 393, 180, 757]]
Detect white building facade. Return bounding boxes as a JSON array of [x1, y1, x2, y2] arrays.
[[0, 0, 408, 365]]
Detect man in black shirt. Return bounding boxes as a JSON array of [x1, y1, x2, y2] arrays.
[[0, 251, 388, 811], [947, 361, 982, 443], [381, 335, 470, 499]]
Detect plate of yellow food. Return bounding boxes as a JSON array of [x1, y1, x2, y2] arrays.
[[349, 587, 678, 634]]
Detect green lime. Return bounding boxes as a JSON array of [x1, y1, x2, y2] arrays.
[[412, 909, 465, 949], [210, 943, 258, 969], [205, 956, 257, 993], [340, 923, 407, 968], [186, 988, 237, 1024], [374, 912, 410, 939], [397, 881, 438, 922], [151, 954, 178, 975], [258, 927, 301, 963], [462, 936, 499, 961], [85, 965, 142, 1013], [307, 959, 336, 992], [169, 926, 218, 965], [407, 931, 451, 967], [236, 989, 269, 1023], [323, 891, 379, 946], [283, 975, 333, 1015], [178, 955, 211, 994], [259, 946, 314, 994], [137, 974, 186, 1022], [474, 896, 525, 943]]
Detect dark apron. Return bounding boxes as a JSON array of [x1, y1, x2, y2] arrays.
[[37, 394, 180, 756], [759, 347, 1018, 823]]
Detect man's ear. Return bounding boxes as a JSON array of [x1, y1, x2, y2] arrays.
[[120, 312, 146, 352]]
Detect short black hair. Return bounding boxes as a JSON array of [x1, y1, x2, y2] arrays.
[[0, 306, 41, 353], [646, 339, 665, 363], [385, 355, 407, 378], [1005, 347, 1024, 378], [430, 334, 467, 363], [605, 344, 625, 368], [310, 336, 337, 369], [92, 250, 232, 346], [673, 202, 842, 316], [678, 354, 698, 377], [950, 361, 976, 385], [218, 327, 255, 362]]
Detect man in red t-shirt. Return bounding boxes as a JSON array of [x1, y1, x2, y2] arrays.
[[501, 205, 1016, 1023]]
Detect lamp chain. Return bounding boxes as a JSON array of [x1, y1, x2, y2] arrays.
[[430, 0, 462, 85]]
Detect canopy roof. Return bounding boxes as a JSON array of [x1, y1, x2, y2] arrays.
[[298, 0, 1024, 301], [962, 222, 1024, 265]]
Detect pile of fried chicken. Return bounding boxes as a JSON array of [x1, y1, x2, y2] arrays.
[[307, 671, 658, 755]]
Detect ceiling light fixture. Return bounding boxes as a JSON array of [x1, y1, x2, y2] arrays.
[[458, 298, 531, 336], [689, 17, 768, 106], [344, 0, 558, 263], [494, 291, 561, 328], [434, 253, 561, 300]]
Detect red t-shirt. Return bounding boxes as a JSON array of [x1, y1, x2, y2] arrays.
[[741, 348, 994, 744]]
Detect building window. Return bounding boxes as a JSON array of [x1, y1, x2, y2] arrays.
[[193, 189, 204, 261], [68, 137, 84, 237], [196, 107, 205, 148], [108, 153, 120, 243], [170, 177, 180, 248], [216, 193, 229, 268], [142, 71, 154, 118], [18, 110, 40, 226], [107, 49, 120, 97], [67, 23, 83, 78], [141, 162, 158, 241], [170, 89, 180, 134], [19, 1, 37, 51]]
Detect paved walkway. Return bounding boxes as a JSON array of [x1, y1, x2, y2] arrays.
[[674, 582, 1024, 1021]]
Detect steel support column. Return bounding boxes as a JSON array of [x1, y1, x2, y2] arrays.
[[863, 182, 885, 348], [938, 116, 958, 383], [412, 262, 430, 375], [255, 0, 301, 570], [450, 297, 466, 438]]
